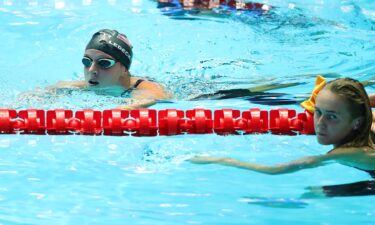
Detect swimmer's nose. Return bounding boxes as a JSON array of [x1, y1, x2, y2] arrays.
[[88, 69, 98, 78], [315, 116, 327, 130], [87, 63, 99, 74]]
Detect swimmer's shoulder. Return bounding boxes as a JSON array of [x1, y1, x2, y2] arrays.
[[321, 146, 370, 162], [327, 146, 375, 169], [130, 76, 171, 99], [328, 146, 375, 155]]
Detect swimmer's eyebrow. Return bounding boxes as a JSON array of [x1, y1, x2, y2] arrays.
[[83, 54, 93, 59], [83, 54, 115, 60], [315, 106, 338, 114]]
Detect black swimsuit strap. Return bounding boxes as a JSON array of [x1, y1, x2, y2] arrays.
[[121, 79, 145, 97], [133, 79, 145, 88], [357, 168, 375, 179]]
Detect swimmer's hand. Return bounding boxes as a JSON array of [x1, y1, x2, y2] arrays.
[[117, 98, 157, 110], [45, 81, 85, 95]]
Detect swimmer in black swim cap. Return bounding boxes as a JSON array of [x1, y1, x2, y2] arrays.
[[82, 29, 134, 89], [56, 29, 170, 109], [85, 29, 133, 70]]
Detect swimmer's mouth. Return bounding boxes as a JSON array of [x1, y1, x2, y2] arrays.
[[88, 80, 99, 86]]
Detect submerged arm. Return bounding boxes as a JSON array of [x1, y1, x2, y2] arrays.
[[190, 155, 333, 175], [117, 98, 157, 110]]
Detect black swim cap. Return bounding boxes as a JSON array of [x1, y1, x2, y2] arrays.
[[85, 29, 133, 69]]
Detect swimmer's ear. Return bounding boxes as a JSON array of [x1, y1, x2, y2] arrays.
[[123, 66, 130, 75], [118, 66, 128, 78], [352, 117, 364, 130]]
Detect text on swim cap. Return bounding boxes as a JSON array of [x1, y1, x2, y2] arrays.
[[108, 40, 131, 60]]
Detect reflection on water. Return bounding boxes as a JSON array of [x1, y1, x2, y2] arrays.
[[1, 0, 132, 7], [239, 196, 309, 209]]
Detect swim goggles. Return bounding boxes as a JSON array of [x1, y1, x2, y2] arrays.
[[82, 56, 117, 69]]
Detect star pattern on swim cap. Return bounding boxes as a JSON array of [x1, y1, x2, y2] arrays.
[[117, 34, 133, 49], [99, 31, 112, 41]]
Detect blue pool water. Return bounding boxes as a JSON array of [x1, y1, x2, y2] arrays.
[[0, 0, 375, 224]]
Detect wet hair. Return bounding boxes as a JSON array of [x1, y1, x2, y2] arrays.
[[324, 78, 374, 148], [85, 29, 133, 69]]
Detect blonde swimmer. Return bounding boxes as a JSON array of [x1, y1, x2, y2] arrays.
[[190, 77, 375, 197]]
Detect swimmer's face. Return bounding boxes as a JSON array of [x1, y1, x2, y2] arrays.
[[314, 88, 357, 147], [83, 49, 128, 88]]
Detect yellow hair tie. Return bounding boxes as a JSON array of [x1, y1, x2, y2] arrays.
[[300, 75, 326, 113]]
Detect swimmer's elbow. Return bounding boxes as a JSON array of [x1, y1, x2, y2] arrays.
[[264, 159, 326, 175], [236, 163, 291, 175], [253, 164, 307, 175], [220, 159, 294, 175], [259, 166, 294, 175]]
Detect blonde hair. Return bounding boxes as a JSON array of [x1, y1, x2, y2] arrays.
[[325, 78, 374, 148]]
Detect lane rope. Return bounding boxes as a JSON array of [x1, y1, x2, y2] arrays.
[[0, 108, 314, 136]]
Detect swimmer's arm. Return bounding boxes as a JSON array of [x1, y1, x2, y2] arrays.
[[45, 81, 86, 94], [117, 98, 157, 110], [189, 155, 333, 175], [54, 81, 86, 89], [16, 80, 85, 100]]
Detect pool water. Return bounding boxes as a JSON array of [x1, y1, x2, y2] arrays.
[[0, 0, 375, 224]]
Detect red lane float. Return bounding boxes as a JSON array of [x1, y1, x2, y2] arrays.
[[163, 0, 270, 11], [224, 0, 267, 10], [0, 108, 315, 136]]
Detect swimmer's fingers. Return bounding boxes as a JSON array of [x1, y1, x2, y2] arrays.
[[45, 85, 58, 94], [17, 92, 40, 102], [16, 89, 57, 106], [116, 99, 157, 110], [17, 89, 46, 100], [361, 80, 375, 87]]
